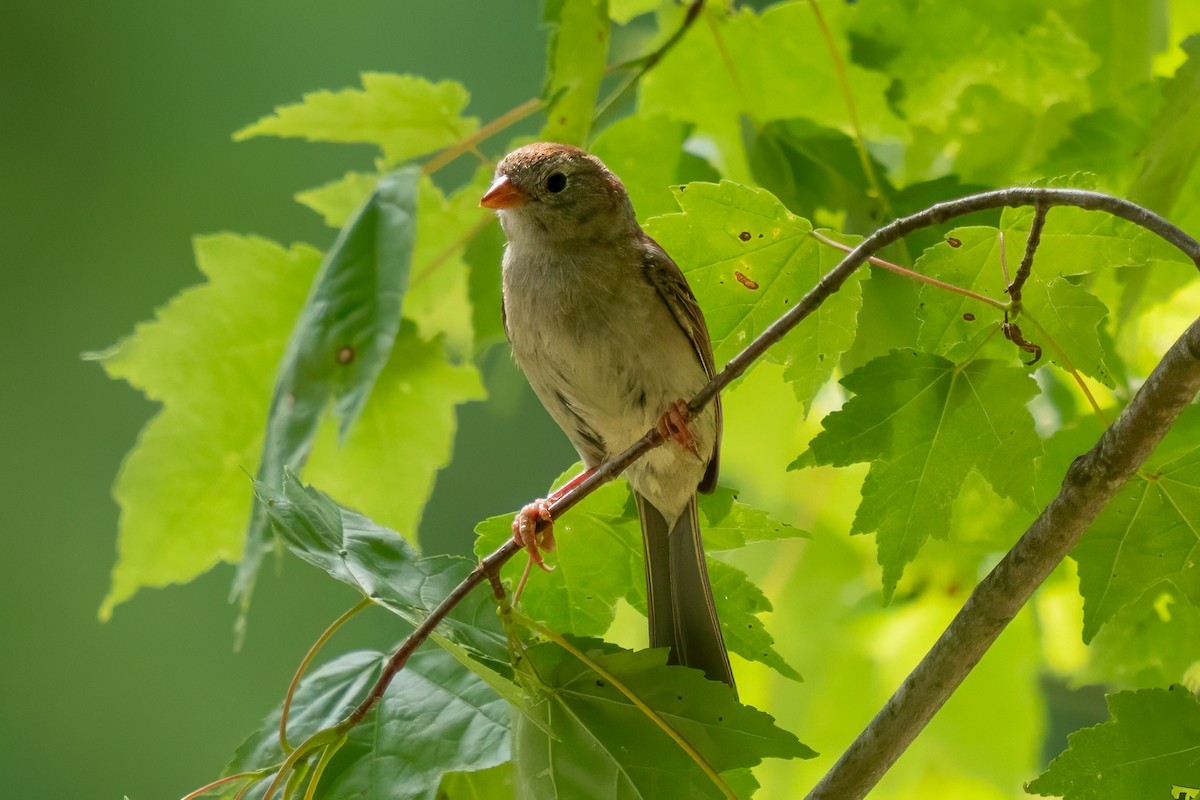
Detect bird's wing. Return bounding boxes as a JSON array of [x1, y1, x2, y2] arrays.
[[641, 233, 722, 493]]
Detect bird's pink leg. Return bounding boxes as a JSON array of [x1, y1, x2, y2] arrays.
[[512, 468, 594, 571], [657, 398, 702, 461]]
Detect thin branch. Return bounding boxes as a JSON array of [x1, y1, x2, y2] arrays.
[[810, 229, 1007, 310], [421, 97, 543, 176], [410, 215, 493, 288], [280, 597, 371, 753], [806, 313, 1200, 799], [594, 0, 705, 125], [179, 772, 261, 800], [338, 539, 522, 729], [1008, 202, 1049, 304]]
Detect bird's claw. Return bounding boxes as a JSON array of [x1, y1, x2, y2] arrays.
[[657, 399, 703, 461], [513, 499, 555, 572]]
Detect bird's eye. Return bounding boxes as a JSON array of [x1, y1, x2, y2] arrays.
[[546, 172, 567, 193]]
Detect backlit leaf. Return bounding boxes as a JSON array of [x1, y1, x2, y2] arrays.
[[235, 73, 478, 165], [801, 351, 1043, 599], [93, 235, 318, 618], [644, 181, 866, 412]]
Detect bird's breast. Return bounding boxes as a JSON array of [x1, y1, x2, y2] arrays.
[[501, 242, 716, 513]]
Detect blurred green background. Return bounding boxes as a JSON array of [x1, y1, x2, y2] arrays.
[[0, 3, 569, 797]]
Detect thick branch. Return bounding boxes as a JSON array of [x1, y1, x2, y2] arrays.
[[807, 314, 1200, 800]]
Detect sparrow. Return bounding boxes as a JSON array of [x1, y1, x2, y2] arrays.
[[480, 142, 735, 692]]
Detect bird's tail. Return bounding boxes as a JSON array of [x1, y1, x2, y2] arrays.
[[636, 492, 737, 695]]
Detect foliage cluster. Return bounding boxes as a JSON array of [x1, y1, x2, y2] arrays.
[[96, 1, 1200, 797]]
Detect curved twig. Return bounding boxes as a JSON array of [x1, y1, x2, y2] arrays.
[[1007, 202, 1048, 304]]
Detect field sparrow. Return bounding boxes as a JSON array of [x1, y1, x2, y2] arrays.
[[481, 143, 735, 692]]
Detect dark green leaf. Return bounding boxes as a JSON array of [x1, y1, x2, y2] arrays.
[[302, 322, 485, 545], [1073, 405, 1200, 641], [237, 169, 419, 603], [747, 118, 890, 232], [1028, 686, 1200, 799], [259, 473, 508, 665], [224, 648, 510, 800], [513, 639, 813, 799]]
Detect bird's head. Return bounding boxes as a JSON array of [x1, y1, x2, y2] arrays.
[[480, 142, 636, 244]]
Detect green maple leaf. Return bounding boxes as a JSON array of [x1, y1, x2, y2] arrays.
[[93, 224, 481, 618], [1028, 686, 1200, 799], [223, 647, 511, 800], [473, 466, 806, 680], [1073, 405, 1200, 642], [540, 0, 610, 145], [913, 226, 1115, 387], [91, 235, 319, 619], [1082, 586, 1200, 690], [999, 175, 1194, 341], [513, 640, 814, 800], [234, 73, 478, 164], [639, 1, 900, 181], [476, 476, 637, 638], [847, 1, 1097, 133], [403, 169, 495, 357], [644, 180, 866, 412], [799, 350, 1043, 599]]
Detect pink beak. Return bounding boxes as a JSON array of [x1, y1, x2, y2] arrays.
[[480, 175, 529, 209]]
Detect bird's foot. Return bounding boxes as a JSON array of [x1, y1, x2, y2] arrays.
[[657, 398, 703, 461], [513, 499, 555, 571]]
